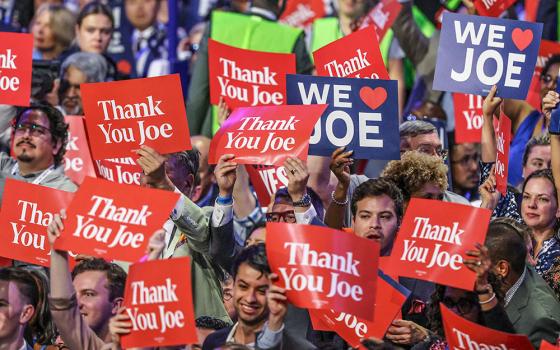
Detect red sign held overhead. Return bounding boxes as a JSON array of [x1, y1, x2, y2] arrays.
[[474, 0, 516, 18], [208, 104, 326, 166], [541, 340, 559, 350], [309, 271, 410, 348], [245, 164, 288, 207], [208, 39, 296, 109], [495, 114, 511, 196], [96, 157, 143, 186], [453, 93, 484, 143], [54, 177, 179, 262], [81, 74, 191, 160], [0, 32, 32, 106], [122, 257, 197, 348], [360, 0, 402, 41], [0, 179, 74, 266], [386, 199, 491, 291], [313, 26, 389, 79], [64, 116, 96, 185], [280, 0, 326, 30], [442, 304, 533, 350], [266, 222, 379, 321]]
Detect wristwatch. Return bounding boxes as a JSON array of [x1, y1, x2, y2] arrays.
[[292, 193, 311, 207]]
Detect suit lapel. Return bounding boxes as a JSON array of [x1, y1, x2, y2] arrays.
[[505, 274, 530, 326]]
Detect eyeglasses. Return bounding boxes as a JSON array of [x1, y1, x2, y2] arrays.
[[442, 296, 478, 315], [405, 144, 448, 161], [222, 288, 233, 301], [266, 210, 296, 223], [541, 74, 558, 87], [450, 154, 480, 167], [14, 123, 50, 136]]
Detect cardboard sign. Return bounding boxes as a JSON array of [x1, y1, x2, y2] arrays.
[[208, 39, 296, 109], [81, 74, 191, 159], [441, 304, 533, 350], [313, 26, 389, 79], [0, 32, 32, 106], [495, 114, 511, 195], [0, 179, 74, 266], [526, 40, 560, 110], [540, 341, 559, 350], [279, 0, 325, 29], [309, 271, 410, 348], [54, 177, 179, 262], [208, 104, 326, 166], [245, 164, 288, 207], [360, 0, 402, 41], [95, 157, 143, 186], [286, 74, 399, 160], [474, 0, 516, 18], [122, 257, 197, 348], [387, 199, 491, 291], [433, 12, 542, 100], [266, 222, 379, 320], [64, 116, 96, 185], [453, 93, 484, 143]]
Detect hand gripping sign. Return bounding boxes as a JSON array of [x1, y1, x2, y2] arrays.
[[208, 104, 326, 166], [453, 93, 484, 143], [245, 164, 288, 207], [441, 304, 533, 350], [208, 39, 296, 109], [0, 179, 74, 266], [313, 26, 389, 80], [95, 157, 143, 186], [474, 0, 516, 18], [386, 199, 492, 291], [434, 12, 542, 100], [495, 114, 511, 196], [0, 32, 32, 106], [54, 177, 179, 262], [309, 270, 410, 348], [122, 257, 197, 348], [266, 222, 379, 321], [81, 74, 191, 159], [286, 74, 399, 160], [64, 116, 96, 185]]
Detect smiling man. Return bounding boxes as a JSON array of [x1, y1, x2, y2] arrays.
[[0, 104, 77, 203]]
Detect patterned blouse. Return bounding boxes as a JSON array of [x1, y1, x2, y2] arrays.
[[479, 162, 522, 223]]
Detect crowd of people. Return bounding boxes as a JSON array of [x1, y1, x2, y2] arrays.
[[1, 0, 560, 349]]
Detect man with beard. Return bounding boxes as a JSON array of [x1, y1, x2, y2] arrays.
[[0, 104, 76, 202]]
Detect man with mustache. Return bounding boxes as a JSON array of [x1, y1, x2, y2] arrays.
[[0, 104, 77, 203]]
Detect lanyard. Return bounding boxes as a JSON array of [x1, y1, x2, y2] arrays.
[[11, 164, 55, 185]]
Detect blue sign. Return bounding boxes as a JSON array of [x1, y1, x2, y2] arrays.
[[286, 74, 399, 160], [434, 12, 542, 100]]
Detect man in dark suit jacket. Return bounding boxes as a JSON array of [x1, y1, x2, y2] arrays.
[[486, 219, 560, 349], [203, 244, 316, 350]]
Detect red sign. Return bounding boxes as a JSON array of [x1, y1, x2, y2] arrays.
[[122, 257, 197, 348], [95, 157, 143, 186], [442, 304, 533, 350], [541, 341, 559, 350], [309, 271, 409, 348], [245, 164, 288, 207], [64, 116, 96, 185], [0, 32, 32, 106], [313, 26, 389, 79], [495, 114, 511, 196], [360, 0, 402, 41], [0, 179, 74, 266], [279, 0, 325, 29], [81, 74, 191, 159], [0, 258, 11, 267], [386, 199, 491, 291], [208, 104, 326, 166], [266, 222, 379, 320], [453, 93, 484, 143], [54, 177, 179, 262], [527, 40, 560, 110], [474, 0, 516, 17], [208, 39, 296, 109]]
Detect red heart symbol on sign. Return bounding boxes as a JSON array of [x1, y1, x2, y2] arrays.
[[359, 86, 387, 110], [511, 28, 533, 52]]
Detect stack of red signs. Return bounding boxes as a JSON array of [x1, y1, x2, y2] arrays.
[[64, 116, 96, 185], [95, 157, 143, 186]]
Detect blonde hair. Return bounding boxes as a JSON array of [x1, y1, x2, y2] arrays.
[[381, 151, 448, 200], [34, 4, 76, 55]]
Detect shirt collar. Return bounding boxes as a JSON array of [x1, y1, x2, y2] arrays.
[[248, 7, 277, 20], [505, 267, 526, 306], [226, 322, 256, 348], [133, 25, 156, 42]]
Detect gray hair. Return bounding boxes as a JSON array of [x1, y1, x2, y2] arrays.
[[399, 120, 437, 138], [60, 52, 108, 83]]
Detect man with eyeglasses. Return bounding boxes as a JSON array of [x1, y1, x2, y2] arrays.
[[0, 104, 77, 203], [448, 133, 480, 202]]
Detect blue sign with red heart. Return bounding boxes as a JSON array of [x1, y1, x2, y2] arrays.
[[286, 74, 400, 160], [434, 12, 542, 99]]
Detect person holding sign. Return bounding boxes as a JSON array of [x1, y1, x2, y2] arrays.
[[0, 104, 77, 204]]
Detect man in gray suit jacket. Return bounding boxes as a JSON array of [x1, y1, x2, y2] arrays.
[[485, 219, 560, 349]]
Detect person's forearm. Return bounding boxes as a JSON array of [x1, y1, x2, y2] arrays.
[[324, 183, 348, 229], [481, 111, 497, 163], [391, 2, 429, 67], [233, 166, 257, 218], [551, 135, 560, 204], [389, 58, 405, 119], [49, 249, 74, 298]]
